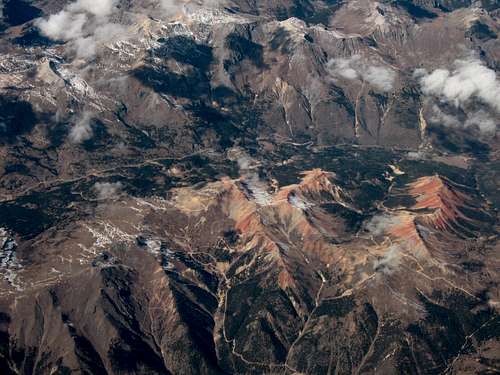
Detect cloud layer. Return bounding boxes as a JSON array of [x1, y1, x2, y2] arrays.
[[327, 55, 397, 92]]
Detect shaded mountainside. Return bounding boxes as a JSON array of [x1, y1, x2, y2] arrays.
[[0, 0, 499, 374], [0, 145, 498, 375]]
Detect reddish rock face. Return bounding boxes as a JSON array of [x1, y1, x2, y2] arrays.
[[409, 176, 480, 230]]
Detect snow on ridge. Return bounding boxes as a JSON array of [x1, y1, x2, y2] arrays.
[[0, 228, 24, 291]]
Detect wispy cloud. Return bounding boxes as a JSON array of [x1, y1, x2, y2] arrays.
[[373, 245, 401, 275], [364, 214, 400, 237], [160, 0, 220, 15], [430, 104, 498, 135], [245, 174, 273, 206], [69, 112, 93, 143], [327, 55, 397, 92], [160, 0, 186, 15], [464, 110, 497, 134], [236, 154, 272, 206], [407, 151, 426, 160], [429, 105, 460, 127], [93, 182, 123, 200]]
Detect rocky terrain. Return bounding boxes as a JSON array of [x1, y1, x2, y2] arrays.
[[0, 0, 499, 374]]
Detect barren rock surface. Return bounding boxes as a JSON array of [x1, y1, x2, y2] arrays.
[[0, 0, 499, 374]]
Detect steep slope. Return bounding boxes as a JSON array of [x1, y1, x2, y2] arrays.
[[0, 0, 498, 374], [0, 145, 498, 374]]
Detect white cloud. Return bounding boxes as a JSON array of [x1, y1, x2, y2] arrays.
[[245, 174, 272, 206], [236, 154, 272, 206], [407, 151, 426, 160], [37, 11, 87, 40], [412, 68, 427, 79], [93, 182, 123, 200], [429, 105, 498, 134], [157, 0, 220, 17], [418, 57, 500, 113], [236, 155, 252, 170], [67, 0, 118, 17], [160, 0, 185, 15], [72, 36, 97, 59], [464, 110, 497, 134], [373, 245, 401, 275], [36, 0, 124, 59], [69, 112, 93, 143], [36, 0, 222, 58], [364, 214, 400, 236], [327, 55, 396, 92], [429, 105, 460, 127], [330, 56, 359, 80], [94, 22, 127, 40], [364, 65, 397, 92]]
